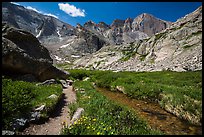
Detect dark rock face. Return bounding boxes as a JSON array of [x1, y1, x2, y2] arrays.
[[2, 23, 52, 61], [2, 23, 69, 81]]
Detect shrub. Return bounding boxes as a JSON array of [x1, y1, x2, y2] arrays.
[[2, 78, 62, 130]]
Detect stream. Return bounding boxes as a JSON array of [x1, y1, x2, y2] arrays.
[[96, 87, 202, 135]]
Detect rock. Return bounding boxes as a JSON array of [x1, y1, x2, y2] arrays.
[[12, 118, 28, 131], [132, 13, 171, 36], [2, 130, 15, 135], [47, 94, 58, 99], [35, 105, 45, 111], [2, 23, 69, 81], [59, 79, 69, 88], [36, 79, 57, 86], [66, 79, 73, 85], [29, 111, 41, 122], [69, 108, 84, 126], [116, 86, 126, 94], [83, 77, 90, 81], [16, 74, 37, 82]]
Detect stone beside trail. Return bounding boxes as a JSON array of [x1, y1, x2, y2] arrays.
[[20, 85, 76, 135]]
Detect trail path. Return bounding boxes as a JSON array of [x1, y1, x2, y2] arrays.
[[21, 86, 76, 135]]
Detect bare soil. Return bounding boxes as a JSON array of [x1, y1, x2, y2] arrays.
[[20, 86, 76, 135]]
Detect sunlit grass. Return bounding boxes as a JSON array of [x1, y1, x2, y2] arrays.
[[61, 81, 163, 135]]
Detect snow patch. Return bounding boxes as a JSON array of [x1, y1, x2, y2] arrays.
[[54, 55, 63, 61], [65, 60, 71, 63], [57, 29, 62, 40], [60, 41, 74, 48], [71, 55, 80, 58], [36, 30, 42, 38]]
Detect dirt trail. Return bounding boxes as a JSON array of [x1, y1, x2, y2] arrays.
[[20, 86, 76, 135]]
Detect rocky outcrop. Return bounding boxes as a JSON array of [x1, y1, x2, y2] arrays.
[[2, 23, 69, 81]]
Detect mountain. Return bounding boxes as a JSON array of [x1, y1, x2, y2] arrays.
[[2, 2, 172, 64], [2, 2, 107, 63], [83, 14, 171, 45], [73, 6, 202, 72]]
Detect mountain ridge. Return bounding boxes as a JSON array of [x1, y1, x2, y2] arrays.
[[3, 2, 171, 63], [2, 2, 202, 73]]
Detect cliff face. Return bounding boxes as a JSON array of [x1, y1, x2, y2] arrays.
[[73, 6, 202, 72], [132, 13, 171, 36], [83, 14, 171, 45]]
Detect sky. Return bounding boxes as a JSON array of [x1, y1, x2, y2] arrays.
[[10, 2, 202, 27]]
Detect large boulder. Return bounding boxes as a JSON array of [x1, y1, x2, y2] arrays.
[[2, 23, 69, 81]]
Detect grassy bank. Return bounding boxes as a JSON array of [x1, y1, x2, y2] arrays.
[[2, 78, 62, 130], [66, 69, 202, 125], [61, 81, 162, 135]]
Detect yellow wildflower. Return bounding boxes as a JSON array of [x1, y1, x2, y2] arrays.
[[97, 132, 101, 135], [92, 118, 96, 121]]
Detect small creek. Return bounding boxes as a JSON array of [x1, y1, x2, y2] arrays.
[[96, 87, 202, 135]]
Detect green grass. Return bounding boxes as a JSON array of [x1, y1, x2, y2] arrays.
[[120, 43, 137, 61], [2, 78, 62, 130], [61, 81, 163, 135], [65, 69, 202, 125]]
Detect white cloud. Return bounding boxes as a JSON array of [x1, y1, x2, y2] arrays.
[[58, 3, 85, 17], [25, 6, 59, 19], [10, 2, 20, 6]]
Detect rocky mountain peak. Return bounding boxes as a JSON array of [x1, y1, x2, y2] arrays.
[[111, 19, 125, 28], [123, 18, 133, 32], [76, 23, 84, 30], [84, 20, 96, 26], [124, 17, 133, 23], [132, 13, 171, 36], [97, 22, 110, 29]]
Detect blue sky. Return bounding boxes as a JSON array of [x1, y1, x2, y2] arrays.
[[11, 2, 202, 27]]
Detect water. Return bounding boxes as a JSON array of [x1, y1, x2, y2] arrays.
[[96, 87, 202, 135]]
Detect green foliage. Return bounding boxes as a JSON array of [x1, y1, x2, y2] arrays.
[[66, 69, 202, 125], [68, 69, 91, 80], [139, 54, 148, 61], [2, 78, 62, 130], [61, 81, 162, 135], [183, 44, 192, 49], [121, 43, 137, 61], [2, 79, 35, 129]]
